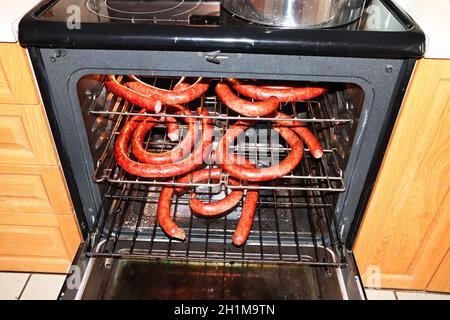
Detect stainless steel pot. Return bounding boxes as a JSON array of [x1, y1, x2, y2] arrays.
[[222, 0, 366, 28]]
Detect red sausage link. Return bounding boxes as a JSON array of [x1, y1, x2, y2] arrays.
[[104, 75, 162, 113], [125, 76, 210, 105], [215, 82, 279, 117], [274, 112, 323, 159], [227, 78, 327, 103], [216, 121, 304, 182], [233, 187, 259, 247], [131, 107, 200, 165], [226, 155, 259, 246], [187, 170, 244, 217], [115, 107, 213, 178], [157, 187, 186, 240]]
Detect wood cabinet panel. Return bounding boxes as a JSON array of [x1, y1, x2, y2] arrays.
[[0, 43, 40, 105], [0, 214, 81, 273], [0, 42, 81, 273], [0, 104, 57, 165], [354, 59, 450, 291], [427, 249, 450, 293], [0, 165, 74, 215]]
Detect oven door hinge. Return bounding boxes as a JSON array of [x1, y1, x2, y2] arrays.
[[86, 231, 98, 252]]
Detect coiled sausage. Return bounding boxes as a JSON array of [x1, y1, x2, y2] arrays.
[[180, 169, 244, 217], [115, 107, 213, 178], [131, 107, 200, 165], [216, 121, 304, 182]]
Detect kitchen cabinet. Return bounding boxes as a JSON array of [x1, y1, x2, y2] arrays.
[[0, 43, 81, 273], [0, 42, 40, 105], [354, 59, 450, 293]]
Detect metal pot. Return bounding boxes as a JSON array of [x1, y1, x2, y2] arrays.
[[222, 0, 366, 28]]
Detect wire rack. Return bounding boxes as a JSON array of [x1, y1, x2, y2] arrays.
[[90, 76, 351, 192], [87, 176, 346, 266]]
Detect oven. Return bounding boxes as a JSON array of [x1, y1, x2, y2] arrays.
[[19, 0, 425, 300]]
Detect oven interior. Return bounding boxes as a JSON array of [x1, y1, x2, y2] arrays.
[[73, 74, 365, 299]]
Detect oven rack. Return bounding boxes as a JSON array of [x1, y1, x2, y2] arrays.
[[88, 76, 355, 124], [91, 77, 348, 193], [92, 109, 346, 192], [87, 179, 346, 267]]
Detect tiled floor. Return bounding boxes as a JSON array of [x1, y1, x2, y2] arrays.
[[1, 272, 449, 300], [0, 272, 66, 300], [365, 289, 450, 300]]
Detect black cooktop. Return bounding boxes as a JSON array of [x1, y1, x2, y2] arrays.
[[19, 0, 425, 58]]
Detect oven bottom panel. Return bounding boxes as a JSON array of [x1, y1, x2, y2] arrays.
[[61, 243, 364, 300]]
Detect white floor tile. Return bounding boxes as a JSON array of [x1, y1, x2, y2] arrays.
[[0, 272, 30, 300], [396, 291, 450, 300], [365, 289, 397, 300], [20, 274, 66, 300]]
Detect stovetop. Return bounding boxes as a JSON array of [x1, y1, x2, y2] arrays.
[[84, 0, 220, 24], [33, 0, 407, 30], [19, 0, 425, 58]]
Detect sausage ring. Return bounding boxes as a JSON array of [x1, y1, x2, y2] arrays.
[[216, 121, 304, 182], [131, 106, 201, 165], [179, 169, 244, 217], [115, 107, 213, 178]]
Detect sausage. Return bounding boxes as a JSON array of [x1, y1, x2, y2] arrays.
[[104, 75, 162, 113], [187, 170, 244, 217], [115, 107, 213, 178], [232, 187, 259, 247], [157, 186, 186, 240], [227, 78, 327, 103], [125, 76, 210, 105], [131, 107, 200, 165], [215, 82, 279, 117], [157, 169, 242, 239], [274, 112, 323, 159], [216, 121, 304, 182]]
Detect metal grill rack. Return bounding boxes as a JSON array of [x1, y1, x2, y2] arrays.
[[87, 178, 346, 266], [91, 76, 352, 192]]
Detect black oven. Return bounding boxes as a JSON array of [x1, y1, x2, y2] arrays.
[[19, 0, 425, 300]]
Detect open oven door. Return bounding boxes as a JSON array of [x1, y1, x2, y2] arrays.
[[59, 242, 365, 300]]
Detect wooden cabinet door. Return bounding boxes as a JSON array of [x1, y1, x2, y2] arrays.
[[0, 165, 74, 215], [0, 214, 81, 273], [354, 59, 450, 291], [427, 250, 450, 293], [0, 104, 58, 165], [0, 43, 40, 105]]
